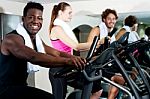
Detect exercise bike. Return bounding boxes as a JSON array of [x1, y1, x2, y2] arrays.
[[54, 34, 150, 99]]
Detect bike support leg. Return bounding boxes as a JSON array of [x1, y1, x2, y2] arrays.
[[112, 51, 141, 99], [81, 71, 95, 99]]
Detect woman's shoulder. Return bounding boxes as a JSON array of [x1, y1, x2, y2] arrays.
[[51, 25, 64, 33], [52, 25, 63, 30], [51, 25, 65, 39]]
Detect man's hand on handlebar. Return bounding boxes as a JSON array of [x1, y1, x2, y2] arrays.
[[66, 56, 86, 70]]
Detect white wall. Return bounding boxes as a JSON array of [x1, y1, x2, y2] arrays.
[[71, 0, 150, 14], [40, 0, 150, 46], [1, 0, 150, 93], [1, 0, 150, 45]]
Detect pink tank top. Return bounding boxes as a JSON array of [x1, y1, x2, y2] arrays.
[[51, 39, 72, 54]]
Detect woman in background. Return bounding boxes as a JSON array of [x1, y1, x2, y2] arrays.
[[49, 2, 92, 54], [49, 2, 103, 99]]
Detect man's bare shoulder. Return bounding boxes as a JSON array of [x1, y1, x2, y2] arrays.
[[3, 32, 24, 46], [93, 26, 100, 30], [89, 26, 100, 36]]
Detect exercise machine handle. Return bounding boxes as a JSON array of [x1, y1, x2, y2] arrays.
[[82, 36, 102, 81], [86, 36, 99, 61]]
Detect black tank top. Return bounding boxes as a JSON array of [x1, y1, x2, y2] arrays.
[[0, 30, 28, 94]]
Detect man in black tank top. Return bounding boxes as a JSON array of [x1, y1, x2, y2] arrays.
[[0, 2, 86, 99]]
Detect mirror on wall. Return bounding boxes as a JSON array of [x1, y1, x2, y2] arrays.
[[0, 13, 21, 39], [73, 24, 92, 57]]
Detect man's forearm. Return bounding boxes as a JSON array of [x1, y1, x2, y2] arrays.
[[59, 51, 73, 58]]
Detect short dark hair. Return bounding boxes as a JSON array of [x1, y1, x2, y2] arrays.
[[101, 8, 118, 22], [145, 27, 150, 36], [124, 15, 138, 27], [23, 1, 44, 16]]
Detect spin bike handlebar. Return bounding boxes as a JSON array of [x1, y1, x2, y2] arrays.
[[82, 36, 102, 82], [54, 36, 102, 82], [116, 39, 150, 53]]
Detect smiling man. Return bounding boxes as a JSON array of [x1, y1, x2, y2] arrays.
[[0, 2, 86, 99]]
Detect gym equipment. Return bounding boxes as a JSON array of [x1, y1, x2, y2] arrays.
[[54, 36, 150, 99]]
